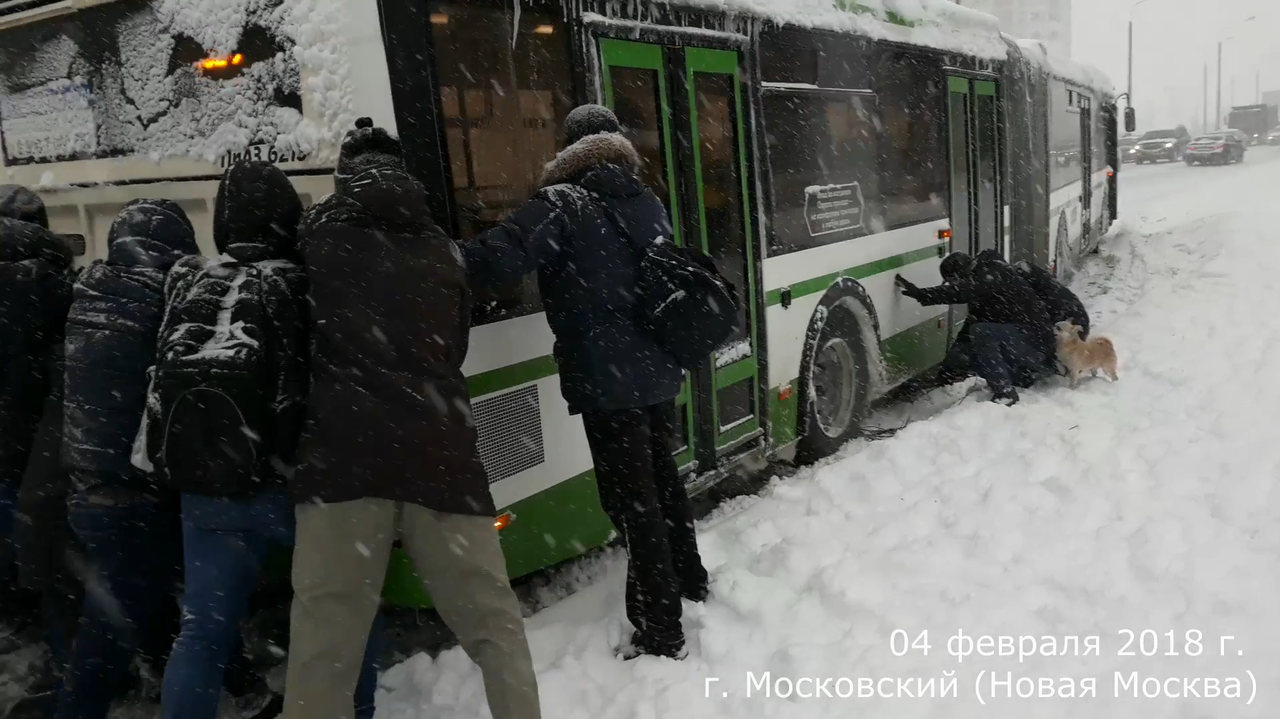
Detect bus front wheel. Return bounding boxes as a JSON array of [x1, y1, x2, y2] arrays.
[[795, 300, 873, 465]]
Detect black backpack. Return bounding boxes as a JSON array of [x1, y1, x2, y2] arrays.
[[148, 260, 274, 495], [591, 192, 740, 370]]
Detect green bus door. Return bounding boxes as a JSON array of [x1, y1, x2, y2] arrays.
[[947, 77, 1002, 257], [598, 39, 761, 477]]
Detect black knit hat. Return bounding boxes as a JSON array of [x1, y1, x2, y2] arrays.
[[563, 104, 622, 147], [337, 117, 405, 181], [940, 251, 974, 281]]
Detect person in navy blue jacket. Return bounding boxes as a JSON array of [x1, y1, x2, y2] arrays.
[[461, 104, 709, 660]]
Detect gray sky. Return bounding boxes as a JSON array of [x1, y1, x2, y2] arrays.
[[1071, 0, 1279, 131]]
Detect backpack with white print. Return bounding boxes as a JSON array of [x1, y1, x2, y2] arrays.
[[147, 257, 275, 496]]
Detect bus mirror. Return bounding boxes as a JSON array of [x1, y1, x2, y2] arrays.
[[1124, 106, 1136, 133]]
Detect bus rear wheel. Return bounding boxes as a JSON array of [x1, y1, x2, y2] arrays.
[[795, 302, 872, 465]]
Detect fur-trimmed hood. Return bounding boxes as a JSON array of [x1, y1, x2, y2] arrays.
[[539, 132, 643, 189]]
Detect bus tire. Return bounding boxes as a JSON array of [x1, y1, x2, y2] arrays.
[[795, 293, 874, 465]]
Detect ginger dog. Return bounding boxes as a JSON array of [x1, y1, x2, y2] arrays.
[[1054, 321, 1118, 388]]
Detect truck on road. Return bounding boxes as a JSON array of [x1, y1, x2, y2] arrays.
[[1227, 104, 1278, 145]]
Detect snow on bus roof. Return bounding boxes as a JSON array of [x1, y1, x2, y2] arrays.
[[660, 0, 1008, 60], [1014, 38, 1115, 94]]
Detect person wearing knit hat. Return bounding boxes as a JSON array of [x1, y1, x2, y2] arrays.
[[282, 117, 540, 719], [461, 104, 709, 660]]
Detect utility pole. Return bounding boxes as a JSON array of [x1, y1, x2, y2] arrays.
[[1216, 41, 1222, 129], [1128, 0, 1154, 109], [1257, 69, 1261, 103], [1127, 20, 1134, 106]]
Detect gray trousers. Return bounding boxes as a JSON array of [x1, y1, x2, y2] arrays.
[[282, 499, 540, 719]]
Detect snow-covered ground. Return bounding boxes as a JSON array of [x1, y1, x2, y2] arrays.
[[378, 148, 1280, 719]]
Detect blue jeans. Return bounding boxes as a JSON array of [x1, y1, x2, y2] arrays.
[[56, 491, 183, 719], [161, 492, 383, 719]]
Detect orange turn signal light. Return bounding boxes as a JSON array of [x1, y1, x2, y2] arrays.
[[938, 228, 952, 240], [778, 385, 793, 402], [199, 54, 244, 70], [494, 511, 515, 530]]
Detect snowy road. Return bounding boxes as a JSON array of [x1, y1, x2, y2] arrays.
[[379, 146, 1280, 718]]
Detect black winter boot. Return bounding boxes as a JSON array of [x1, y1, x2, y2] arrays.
[[990, 386, 1019, 406]]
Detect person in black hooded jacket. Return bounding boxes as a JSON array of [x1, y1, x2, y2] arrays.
[[895, 249, 1054, 405], [0, 184, 74, 634], [151, 161, 381, 719], [460, 104, 709, 660], [283, 118, 538, 719], [1014, 259, 1090, 339], [56, 199, 197, 719]]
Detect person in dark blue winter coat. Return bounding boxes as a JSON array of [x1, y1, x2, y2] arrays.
[[56, 199, 196, 719], [152, 161, 382, 719], [462, 104, 709, 660]]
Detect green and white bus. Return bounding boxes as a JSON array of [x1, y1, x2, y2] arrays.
[[0, 0, 1124, 607]]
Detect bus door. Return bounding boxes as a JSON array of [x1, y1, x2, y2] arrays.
[[597, 38, 762, 477], [946, 76, 1002, 257], [1078, 96, 1093, 251], [945, 76, 1002, 340]]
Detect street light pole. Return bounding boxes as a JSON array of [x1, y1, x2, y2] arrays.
[[1217, 41, 1223, 129], [1216, 17, 1256, 130], [1128, 0, 1154, 108]]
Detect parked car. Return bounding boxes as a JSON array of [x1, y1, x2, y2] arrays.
[[1134, 127, 1192, 163], [1184, 132, 1246, 165], [1120, 135, 1139, 163], [1267, 126, 1280, 145]]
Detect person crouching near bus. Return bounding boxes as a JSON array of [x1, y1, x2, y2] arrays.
[[140, 161, 382, 719], [894, 249, 1055, 406], [57, 200, 199, 719], [460, 104, 711, 660], [281, 118, 540, 719]]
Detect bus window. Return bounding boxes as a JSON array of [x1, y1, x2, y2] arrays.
[[0, 0, 299, 167], [876, 51, 948, 230], [429, 0, 573, 327], [762, 90, 880, 256], [610, 67, 671, 214], [1049, 82, 1082, 191]]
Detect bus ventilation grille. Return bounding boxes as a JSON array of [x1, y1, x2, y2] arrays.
[[473, 384, 545, 484], [0, 0, 68, 19]]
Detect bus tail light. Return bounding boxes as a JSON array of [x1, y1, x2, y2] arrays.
[[938, 228, 952, 240], [778, 385, 793, 402], [494, 511, 515, 530]]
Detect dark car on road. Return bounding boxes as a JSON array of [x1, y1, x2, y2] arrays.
[[1120, 135, 1139, 163], [1134, 127, 1192, 164], [1184, 132, 1246, 165]]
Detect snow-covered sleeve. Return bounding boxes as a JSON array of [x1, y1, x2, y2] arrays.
[[461, 193, 568, 288], [907, 278, 982, 307]]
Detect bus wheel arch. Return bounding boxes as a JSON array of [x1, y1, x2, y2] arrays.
[[1053, 213, 1070, 281], [794, 279, 878, 465]]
